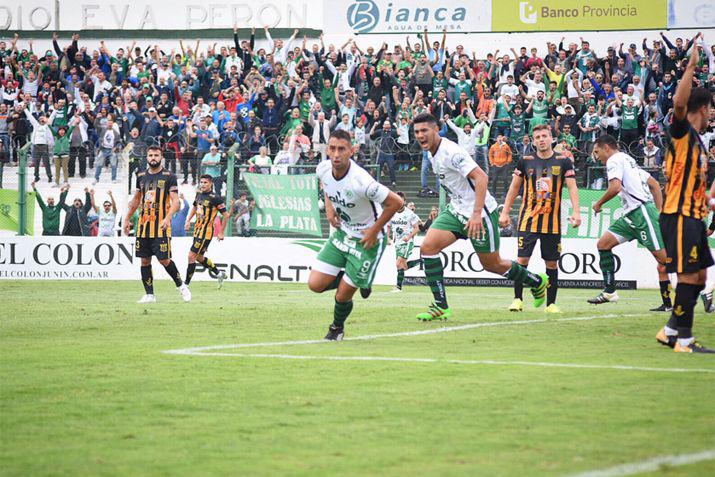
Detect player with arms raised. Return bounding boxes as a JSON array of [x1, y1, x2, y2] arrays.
[[587, 135, 672, 311], [655, 37, 714, 353], [123, 145, 191, 303], [184, 174, 230, 288], [388, 191, 422, 292], [412, 113, 548, 321], [500, 124, 581, 314], [308, 130, 403, 340]]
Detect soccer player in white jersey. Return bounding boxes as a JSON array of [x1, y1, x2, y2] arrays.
[[308, 130, 403, 340], [412, 113, 548, 321], [388, 191, 422, 292], [586, 135, 673, 311]]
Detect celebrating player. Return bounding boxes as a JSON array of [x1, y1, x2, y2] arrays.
[[388, 191, 422, 292], [308, 130, 403, 340], [184, 174, 230, 288], [412, 113, 548, 321], [654, 39, 714, 353], [123, 145, 191, 303], [499, 124, 581, 314], [586, 135, 672, 311]]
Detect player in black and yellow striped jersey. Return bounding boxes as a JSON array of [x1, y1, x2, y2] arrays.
[[185, 174, 230, 288], [500, 124, 581, 314], [655, 34, 715, 354], [123, 145, 191, 304]]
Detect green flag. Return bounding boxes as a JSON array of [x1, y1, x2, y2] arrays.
[[0, 189, 35, 235], [244, 173, 322, 237]]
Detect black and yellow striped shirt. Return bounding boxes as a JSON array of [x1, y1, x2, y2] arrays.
[[136, 169, 178, 238], [193, 191, 226, 240], [514, 154, 575, 235], [663, 115, 709, 219]]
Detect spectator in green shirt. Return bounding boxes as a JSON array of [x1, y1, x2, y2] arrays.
[[32, 181, 67, 236]]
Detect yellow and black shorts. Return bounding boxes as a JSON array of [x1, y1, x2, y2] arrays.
[[190, 236, 212, 256], [135, 237, 171, 260], [660, 213, 714, 274]]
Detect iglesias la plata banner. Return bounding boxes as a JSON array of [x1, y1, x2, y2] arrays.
[[243, 173, 323, 237]]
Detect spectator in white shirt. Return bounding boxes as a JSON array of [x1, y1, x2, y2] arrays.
[[24, 105, 56, 182], [93, 190, 117, 237]]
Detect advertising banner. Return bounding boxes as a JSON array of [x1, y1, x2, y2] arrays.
[[325, 0, 491, 35], [0, 235, 662, 288], [0, 189, 34, 235], [492, 0, 667, 32], [243, 173, 322, 237], [668, 0, 715, 28], [0, 0, 313, 31]]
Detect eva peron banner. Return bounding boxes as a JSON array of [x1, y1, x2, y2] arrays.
[[243, 173, 323, 237]]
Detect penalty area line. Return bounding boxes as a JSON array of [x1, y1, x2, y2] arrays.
[[163, 313, 641, 355], [564, 448, 715, 477], [172, 353, 715, 374]]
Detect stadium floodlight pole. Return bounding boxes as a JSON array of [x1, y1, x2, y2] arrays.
[[224, 152, 235, 237], [17, 150, 27, 236]]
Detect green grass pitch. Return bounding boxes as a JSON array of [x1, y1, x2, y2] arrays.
[[1, 280, 714, 476]]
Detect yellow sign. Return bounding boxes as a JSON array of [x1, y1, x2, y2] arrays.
[[492, 0, 667, 31]]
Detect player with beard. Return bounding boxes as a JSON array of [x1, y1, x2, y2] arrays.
[[123, 145, 191, 303]]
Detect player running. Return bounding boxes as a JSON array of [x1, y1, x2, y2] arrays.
[[654, 39, 715, 353], [412, 113, 548, 321], [308, 130, 403, 341], [499, 124, 581, 314], [388, 192, 422, 292], [123, 145, 191, 303], [184, 174, 230, 288], [585, 135, 673, 310]]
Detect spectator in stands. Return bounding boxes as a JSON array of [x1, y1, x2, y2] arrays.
[[232, 192, 252, 236], [92, 189, 117, 237], [61, 186, 92, 236], [24, 104, 55, 183], [93, 115, 121, 184], [248, 146, 272, 174], [488, 134, 513, 202], [31, 181, 66, 235], [309, 109, 336, 161], [51, 123, 73, 187], [170, 193, 190, 237], [201, 145, 223, 195], [370, 119, 398, 186]]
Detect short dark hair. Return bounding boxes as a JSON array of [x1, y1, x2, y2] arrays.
[[532, 124, 551, 134], [396, 191, 406, 200], [200, 174, 213, 182], [595, 134, 619, 149], [687, 87, 713, 114], [329, 129, 352, 144], [413, 113, 439, 126], [146, 145, 162, 154]]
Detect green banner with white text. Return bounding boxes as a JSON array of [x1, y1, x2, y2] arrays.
[[560, 188, 624, 240], [244, 174, 322, 237], [0, 189, 35, 235]]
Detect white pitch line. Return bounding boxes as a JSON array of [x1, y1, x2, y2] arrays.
[[565, 448, 715, 477], [172, 353, 715, 374], [163, 313, 639, 355]]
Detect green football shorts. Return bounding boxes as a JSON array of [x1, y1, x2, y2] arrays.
[[314, 228, 388, 289], [431, 204, 500, 253], [608, 202, 663, 252], [394, 241, 414, 259]]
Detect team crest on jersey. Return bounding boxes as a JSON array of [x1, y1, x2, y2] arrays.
[[528, 168, 535, 176], [345, 190, 354, 199], [551, 166, 561, 176], [157, 180, 165, 188]]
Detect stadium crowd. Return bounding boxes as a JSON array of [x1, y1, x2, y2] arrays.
[[1, 28, 714, 235]]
